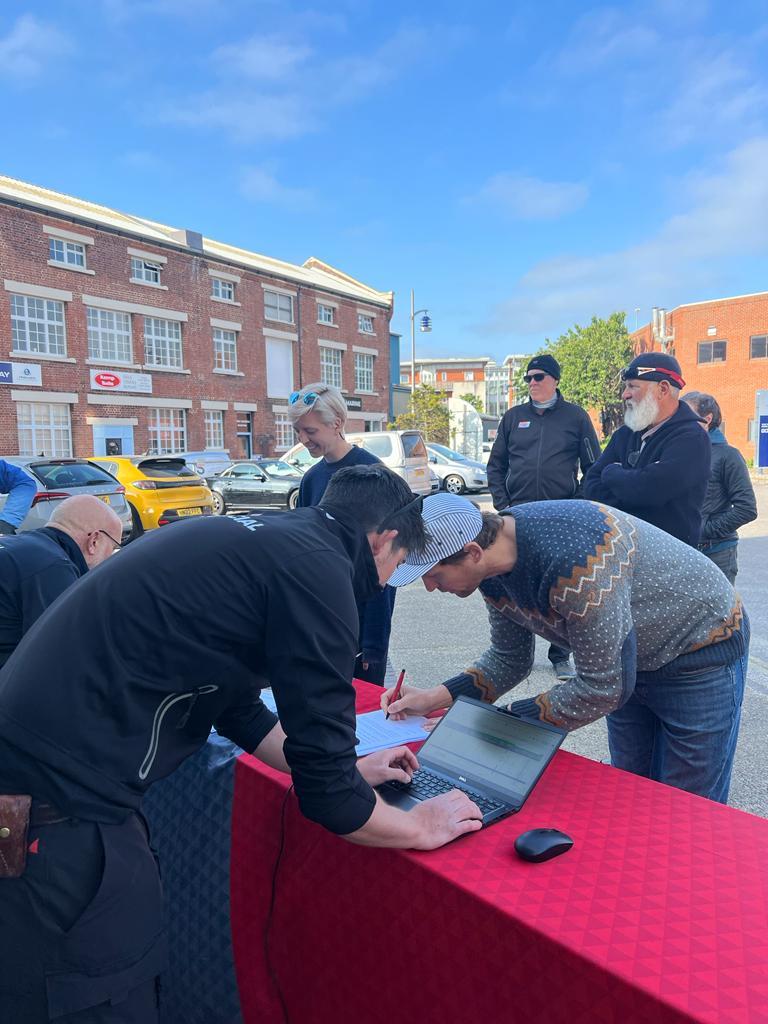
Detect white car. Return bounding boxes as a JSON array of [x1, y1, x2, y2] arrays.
[[426, 444, 489, 495]]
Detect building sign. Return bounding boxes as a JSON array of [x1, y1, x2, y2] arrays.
[[0, 361, 42, 386], [757, 390, 768, 469], [89, 369, 153, 394], [344, 395, 363, 411]]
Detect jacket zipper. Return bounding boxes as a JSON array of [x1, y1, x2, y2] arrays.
[[138, 685, 219, 780]]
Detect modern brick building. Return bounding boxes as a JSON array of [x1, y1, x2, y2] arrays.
[[400, 353, 529, 419], [0, 176, 393, 460], [632, 292, 768, 462]]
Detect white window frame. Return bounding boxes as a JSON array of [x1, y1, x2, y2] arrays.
[[354, 351, 374, 392], [274, 412, 293, 451], [144, 316, 183, 370], [211, 277, 235, 302], [204, 409, 225, 449], [264, 289, 294, 324], [464, 370, 474, 381], [213, 327, 238, 373], [400, 373, 409, 385], [317, 303, 336, 326], [10, 293, 67, 357], [320, 346, 343, 388], [86, 307, 133, 364], [357, 313, 375, 334], [16, 401, 72, 457], [148, 408, 187, 454], [48, 237, 87, 270], [131, 256, 163, 286]]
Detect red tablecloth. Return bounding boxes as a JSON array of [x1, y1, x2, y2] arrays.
[[230, 682, 768, 1024]]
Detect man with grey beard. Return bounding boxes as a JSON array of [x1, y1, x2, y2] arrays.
[[583, 352, 710, 546]]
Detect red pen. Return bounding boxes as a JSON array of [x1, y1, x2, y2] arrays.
[[386, 669, 406, 720]]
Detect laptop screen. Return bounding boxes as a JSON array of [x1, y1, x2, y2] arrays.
[[420, 698, 564, 806]]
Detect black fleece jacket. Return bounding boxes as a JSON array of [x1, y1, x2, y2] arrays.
[[0, 509, 380, 835], [583, 401, 711, 546]]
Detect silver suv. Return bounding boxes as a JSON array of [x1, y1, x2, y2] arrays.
[[0, 457, 132, 538]]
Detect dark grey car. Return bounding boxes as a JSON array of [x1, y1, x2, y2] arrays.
[[0, 457, 132, 537], [206, 460, 302, 514]]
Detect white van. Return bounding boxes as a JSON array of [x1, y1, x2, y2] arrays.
[[284, 430, 432, 496]]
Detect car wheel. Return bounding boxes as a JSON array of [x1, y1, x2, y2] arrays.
[[211, 491, 226, 515], [444, 474, 466, 495], [127, 504, 144, 543], [288, 489, 299, 510]]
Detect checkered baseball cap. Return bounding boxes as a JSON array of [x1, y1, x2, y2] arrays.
[[387, 492, 484, 587]]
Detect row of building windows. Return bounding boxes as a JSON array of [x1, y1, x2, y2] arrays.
[[14, 402, 294, 458], [697, 335, 768, 363], [46, 232, 377, 334], [9, 293, 377, 389]]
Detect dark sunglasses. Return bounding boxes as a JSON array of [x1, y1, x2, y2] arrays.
[[523, 372, 548, 384], [378, 492, 424, 533]]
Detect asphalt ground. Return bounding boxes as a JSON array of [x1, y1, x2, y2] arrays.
[[387, 484, 768, 818]]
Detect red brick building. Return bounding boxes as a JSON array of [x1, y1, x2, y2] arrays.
[[631, 292, 768, 462], [0, 176, 393, 460]]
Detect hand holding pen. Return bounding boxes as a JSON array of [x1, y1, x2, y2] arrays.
[[385, 668, 406, 720]]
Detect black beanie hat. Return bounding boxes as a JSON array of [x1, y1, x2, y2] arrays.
[[621, 352, 685, 389], [526, 354, 561, 380]]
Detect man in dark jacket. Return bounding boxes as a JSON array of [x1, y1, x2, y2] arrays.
[[583, 353, 710, 547], [0, 494, 123, 667], [0, 466, 481, 1024], [682, 391, 757, 583], [487, 354, 600, 679]]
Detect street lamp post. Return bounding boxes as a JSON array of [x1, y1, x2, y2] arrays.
[[410, 288, 432, 406]]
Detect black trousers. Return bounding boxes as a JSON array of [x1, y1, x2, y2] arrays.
[[703, 544, 738, 586], [0, 814, 165, 1022]]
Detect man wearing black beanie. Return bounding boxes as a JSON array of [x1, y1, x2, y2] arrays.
[[583, 352, 710, 546], [487, 352, 600, 680]]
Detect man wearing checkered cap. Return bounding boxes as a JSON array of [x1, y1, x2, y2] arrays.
[[583, 352, 710, 547], [383, 492, 749, 804]]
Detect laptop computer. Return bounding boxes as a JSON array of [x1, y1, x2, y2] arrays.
[[378, 696, 566, 827]]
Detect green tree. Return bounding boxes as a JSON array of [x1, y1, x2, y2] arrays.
[[523, 312, 633, 436], [391, 384, 451, 444], [460, 393, 484, 414]]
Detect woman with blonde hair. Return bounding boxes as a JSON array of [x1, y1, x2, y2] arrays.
[[288, 382, 396, 685]]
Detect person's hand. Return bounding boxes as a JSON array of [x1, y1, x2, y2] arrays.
[[380, 683, 451, 721], [411, 790, 483, 849], [357, 746, 418, 787]]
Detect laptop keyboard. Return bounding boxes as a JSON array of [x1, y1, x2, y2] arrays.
[[388, 768, 505, 816]]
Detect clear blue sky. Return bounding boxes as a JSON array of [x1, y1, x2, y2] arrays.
[[2, 0, 768, 361]]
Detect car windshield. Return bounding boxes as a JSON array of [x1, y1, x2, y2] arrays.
[[260, 460, 298, 477], [429, 444, 471, 463], [31, 462, 119, 488], [136, 459, 199, 479]]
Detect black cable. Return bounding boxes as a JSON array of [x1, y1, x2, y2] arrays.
[[264, 783, 294, 1024]]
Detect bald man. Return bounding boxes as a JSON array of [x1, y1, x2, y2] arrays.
[[0, 495, 123, 668]]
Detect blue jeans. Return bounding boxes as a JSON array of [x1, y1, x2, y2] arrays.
[[606, 652, 748, 803]]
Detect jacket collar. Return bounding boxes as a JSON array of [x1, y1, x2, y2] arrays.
[[709, 427, 727, 445], [39, 526, 89, 577], [316, 506, 381, 603], [526, 390, 562, 414]]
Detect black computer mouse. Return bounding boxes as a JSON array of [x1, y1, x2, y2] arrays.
[[514, 828, 574, 863]]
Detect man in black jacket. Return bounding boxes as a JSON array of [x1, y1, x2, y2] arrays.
[[0, 466, 481, 1024], [584, 353, 710, 547], [682, 391, 757, 583], [0, 494, 123, 667], [487, 354, 599, 679]]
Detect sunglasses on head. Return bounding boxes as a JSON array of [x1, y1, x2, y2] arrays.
[[524, 372, 548, 384], [289, 389, 322, 407], [377, 492, 424, 533]]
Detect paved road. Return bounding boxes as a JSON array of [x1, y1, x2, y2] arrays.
[[388, 485, 768, 818]]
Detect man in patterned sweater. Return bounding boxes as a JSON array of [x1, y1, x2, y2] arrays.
[[384, 493, 750, 803]]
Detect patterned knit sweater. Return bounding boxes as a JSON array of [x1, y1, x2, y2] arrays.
[[443, 500, 747, 730]]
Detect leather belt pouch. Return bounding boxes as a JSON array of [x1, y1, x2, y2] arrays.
[[0, 794, 32, 878]]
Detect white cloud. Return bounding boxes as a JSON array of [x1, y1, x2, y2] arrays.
[[553, 9, 659, 73], [480, 137, 768, 340], [240, 166, 314, 207], [212, 35, 312, 81], [0, 14, 74, 79], [159, 92, 313, 143], [467, 173, 589, 221]]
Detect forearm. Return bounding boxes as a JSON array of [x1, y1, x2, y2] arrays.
[[252, 721, 290, 772], [342, 794, 423, 847]]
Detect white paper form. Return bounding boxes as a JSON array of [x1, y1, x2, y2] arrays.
[[354, 710, 430, 755], [258, 691, 429, 755]]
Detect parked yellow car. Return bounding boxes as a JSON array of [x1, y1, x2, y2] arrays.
[[91, 455, 214, 540]]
